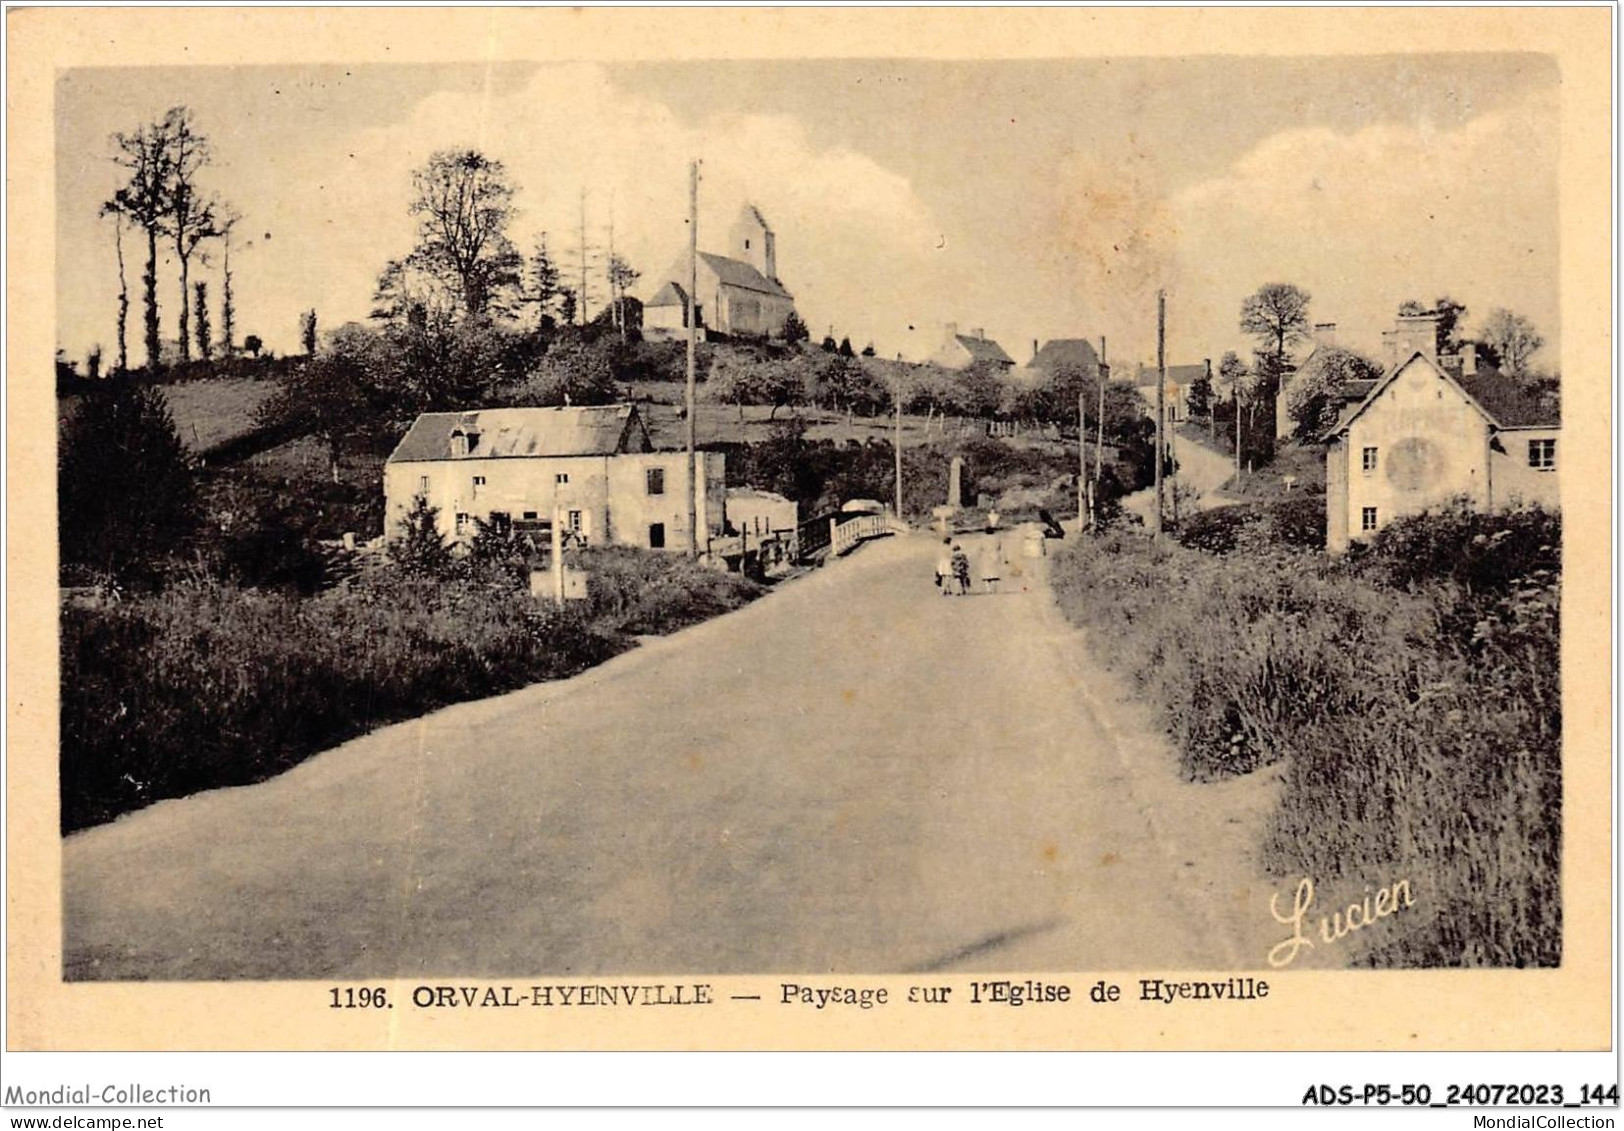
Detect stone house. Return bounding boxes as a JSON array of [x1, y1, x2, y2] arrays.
[[383, 404, 726, 555], [928, 323, 1016, 370], [644, 205, 797, 341], [1324, 352, 1560, 554], [1129, 360, 1211, 424]]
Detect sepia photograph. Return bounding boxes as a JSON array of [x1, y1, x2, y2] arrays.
[[5, 7, 1612, 1070], [49, 46, 1569, 982]]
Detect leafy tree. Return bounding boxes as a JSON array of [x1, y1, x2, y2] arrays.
[[405, 149, 523, 318], [820, 333, 837, 353], [106, 117, 173, 371], [1282, 346, 1383, 440], [607, 252, 640, 340], [160, 107, 220, 364], [1185, 364, 1214, 420], [192, 280, 212, 360], [258, 321, 389, 482], [86, 345, 103, 382], [389, 495, 454, 577], [300, 308, 318, 356], [781, 310, 810, 344], [59, 380, 198, 581], [860, 341, 876, 358], [244, 334, 263, 358], [1240, 283, 1311, 378], [1398, 296, 1468, 356], [708, 356, 810, 420], [557, 288, 577, 327], [1479, 308, 1545, 377], [508, 337, 625, 408], [837, 336, 855, 359]]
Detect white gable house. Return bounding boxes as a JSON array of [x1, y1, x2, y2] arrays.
[[384, 404, 726, 555], [1324, 352, 1560, 554]]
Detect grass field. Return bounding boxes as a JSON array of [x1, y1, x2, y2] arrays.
[[157, 377, 280, 452]]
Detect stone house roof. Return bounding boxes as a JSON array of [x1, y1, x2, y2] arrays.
[[387, 404, 653, 463]]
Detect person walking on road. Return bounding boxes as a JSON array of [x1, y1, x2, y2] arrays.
[[981, 537, 1004, 594], [950, 543, 972, 595], [935, 537, 954, 597]]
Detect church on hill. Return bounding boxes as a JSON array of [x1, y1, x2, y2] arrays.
[[644, 205, 798, 341]]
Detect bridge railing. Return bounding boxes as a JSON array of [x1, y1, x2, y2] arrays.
[[829, 511, 903, 556]]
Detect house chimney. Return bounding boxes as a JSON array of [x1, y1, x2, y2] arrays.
[[763, 226, 777, 282], [944, 322, 958, 340], [1383, 312, 1441, 367], [1205, 357, 1212, 378], [1314, 322, 1338, 348], [971, 327, 985, 340], [1033, 339, 1039, 363], [1460, 341, 1477, 376]]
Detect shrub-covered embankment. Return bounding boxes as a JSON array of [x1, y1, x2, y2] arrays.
[[1049, 503, 1560, 967], [62, 552, 762, 833]]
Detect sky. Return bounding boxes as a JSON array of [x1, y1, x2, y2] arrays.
[[57, 54, 1560, 373]]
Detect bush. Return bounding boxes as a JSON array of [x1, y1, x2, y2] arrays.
[[60, 575, 623, 832], [579, 546, 762, 634], [1049, 523, 1559, 967]]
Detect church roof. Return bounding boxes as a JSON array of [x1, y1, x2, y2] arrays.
[[697, 252, 793, 299]]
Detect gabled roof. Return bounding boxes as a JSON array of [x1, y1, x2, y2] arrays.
[[1325, 351, 1498, 440], [697, 252, 792, 299], [647, 281, 688, 309], [955, 334, 1015, 366], [1030, 338, 1101, 373], [387, 404, 653, 463], [1133, 362, 1209, 388]]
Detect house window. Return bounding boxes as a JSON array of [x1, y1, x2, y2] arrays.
[[489, 511, 511, 535], [418, 475, 429, 495], [648, 522, 666, 549], [1361, 507, 1379, 532], [744, 238, 751, 250], [455, 512, 471, 535], [472, 475, 486, 495], [567, 510, 583, 532], [522, 511, 538, 521], [1528, 438, 1556, 470], [646, 468, 666, 496], [1362, 447, 1378, 473], [556, 473, 570, 485]]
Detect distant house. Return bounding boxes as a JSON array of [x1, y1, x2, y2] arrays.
[[1028, 337, 1104, 377], [383, 404, 726, 555], [1128, 359, 1211, 424], [1323, 352, 1560, 554], [929, 323, 1016, 370], [1276, 322, 1343, 439], [644, 205, 797, 341]]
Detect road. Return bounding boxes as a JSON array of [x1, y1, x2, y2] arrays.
[[63, 532, 1281, 980], [1121, 428, 1241, 526]]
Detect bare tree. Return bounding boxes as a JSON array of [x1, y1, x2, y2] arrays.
[[105, 118, 172, 372], [1480, 308, 1545, 377], [161, 107, 220, 364], [100, 204, 131, 374], [406, 149, 523, 317]]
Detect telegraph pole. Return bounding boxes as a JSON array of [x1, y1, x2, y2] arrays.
[[685, 160, 700, 558], [1235, 372, 1243, 480], [579, 188, 589, 326], [893, 381, 904, 520], [1153, 290, 1166, 539], [1096, 335, 1107, 490]]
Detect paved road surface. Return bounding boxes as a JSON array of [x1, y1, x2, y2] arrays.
[[64, 532, 1280, 980]]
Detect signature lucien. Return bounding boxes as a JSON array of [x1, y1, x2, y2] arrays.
[[1267, 876, 1417, 969]]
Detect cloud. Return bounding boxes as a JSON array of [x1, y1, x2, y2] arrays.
[[1164, 90, 1560, 365], [291, 64, 944, 354]]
